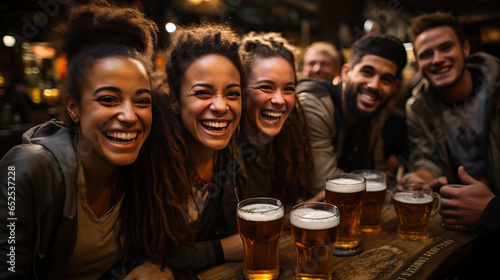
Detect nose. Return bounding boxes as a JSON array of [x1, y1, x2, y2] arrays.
[[117, 101, 138, 125], [432, 51, 445, 65], [271, 90, 285, 106], [312, 62, 322, 73], [367, 76, 381, 91], [210, 96, 229, 116]]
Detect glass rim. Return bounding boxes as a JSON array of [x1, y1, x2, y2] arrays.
[[443, 184, 466, 188], [237, 197, 283, 214], [351, 169, 386, 175], [290, 202, 339, 220], [325, 173, 366, 184]]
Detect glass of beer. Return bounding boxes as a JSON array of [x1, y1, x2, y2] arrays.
[[440, 184, 475, 231], [352, 170, 387, 234], [237, 197, 284, 280], [290, 202, 340, 280], [393, 182, 441, 240], [325, 174, 365, 256]]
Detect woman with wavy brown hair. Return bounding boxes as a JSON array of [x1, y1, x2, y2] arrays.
[[238, 32, 320, 217], [159, 23, 247, 273], [0, 1, 190, 278]]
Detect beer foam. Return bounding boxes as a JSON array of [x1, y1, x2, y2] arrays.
[[366, 181, 387, 192], [326, 178, 365, 193], [238, 203, 284, 222], [290, 208, 340, 230], [393, 192, 433, 204]]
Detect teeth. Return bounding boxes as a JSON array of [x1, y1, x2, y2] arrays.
[[105, 131, 137, 140], [362, 93, 375, 102], [201, 121, 228, 128], [261, 110, 283, 118], [435, 67, 451, 74]]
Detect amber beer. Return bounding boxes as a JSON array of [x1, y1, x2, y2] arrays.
[[237, 198, 284, 280], [352, 170, 387, 233], [325, 174, 365, 250], [290, 202, 340, 280], [393, 183, 441, 240]]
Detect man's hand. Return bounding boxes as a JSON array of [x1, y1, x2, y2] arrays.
[[440, 166, 495, 227], [125, 261, 174, 280]]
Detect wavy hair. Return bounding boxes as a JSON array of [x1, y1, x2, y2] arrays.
[[240, 32, 313, 205]]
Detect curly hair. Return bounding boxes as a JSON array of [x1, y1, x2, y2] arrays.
[[239, 32, 313, 206], [58, 0, 158, 129], [59, 0, 191, 267], [164, 23, 245, 103], [408, 11, 466, 46], [240, 31, 297, 83]]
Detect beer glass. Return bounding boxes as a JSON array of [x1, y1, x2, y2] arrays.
[[325, 174, 365, 255], [352, 170, 387, 234], [393, 182, 441, 240], [237, 197, 284, 280], [290, 202, 340, 280], [440, 184, 475, 231]]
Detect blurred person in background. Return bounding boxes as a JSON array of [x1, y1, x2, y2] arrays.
[[299, 41, 342, 81]]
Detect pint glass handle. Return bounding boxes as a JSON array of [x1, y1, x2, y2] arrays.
[[430, 192, 442, 218]]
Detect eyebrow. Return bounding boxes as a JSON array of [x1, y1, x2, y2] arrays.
[[93, 86, 151, 96], [255, 80, 295, 86], [360, 65, 396, 80], [191, 82, 241, 90]]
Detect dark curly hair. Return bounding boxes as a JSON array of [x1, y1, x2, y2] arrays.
[[59, 0, 191, 268], [239, 32, 314, 207], [164, 23, 245, 103]]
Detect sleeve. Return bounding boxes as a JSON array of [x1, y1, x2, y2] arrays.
[[167, 240, 224, 272], [298, 92, 341, 197], [405, 98, 444, 178], [0, 145, 58, 279], [480, 196, 500, 233]]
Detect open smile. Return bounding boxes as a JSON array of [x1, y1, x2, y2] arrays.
[[260, 110, 284, 124], [200, 120, 230, 133], [104, 130, 139, 145], [430, 66, 452, 77], [358, 89, 381, 107]]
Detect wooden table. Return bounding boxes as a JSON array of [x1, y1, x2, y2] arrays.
[[197, 202, 484, 280]]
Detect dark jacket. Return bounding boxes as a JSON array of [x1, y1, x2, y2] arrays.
[[0, 120, 79, 279], [167, 140, 246, 272], [406, 52, 500, 233]]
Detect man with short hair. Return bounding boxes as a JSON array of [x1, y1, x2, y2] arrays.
[[297, 34, 407, 196], [300, 41, 342, 80], [405, 12, 500, 233]]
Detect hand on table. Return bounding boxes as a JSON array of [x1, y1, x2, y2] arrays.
[[124, 261, 173, 280], [440, 166, 495, 227]]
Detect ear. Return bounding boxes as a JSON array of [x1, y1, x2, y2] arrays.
[[65, 95, 80, 124], [463, 40, 471, 57], [340, 63, 350, 82], [170, 98, 180, 115]]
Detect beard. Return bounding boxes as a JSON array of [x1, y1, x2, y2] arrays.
[[343, 80, 385, 119]]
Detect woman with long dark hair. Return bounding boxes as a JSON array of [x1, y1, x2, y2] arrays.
[[0, 2, 190, 278]]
